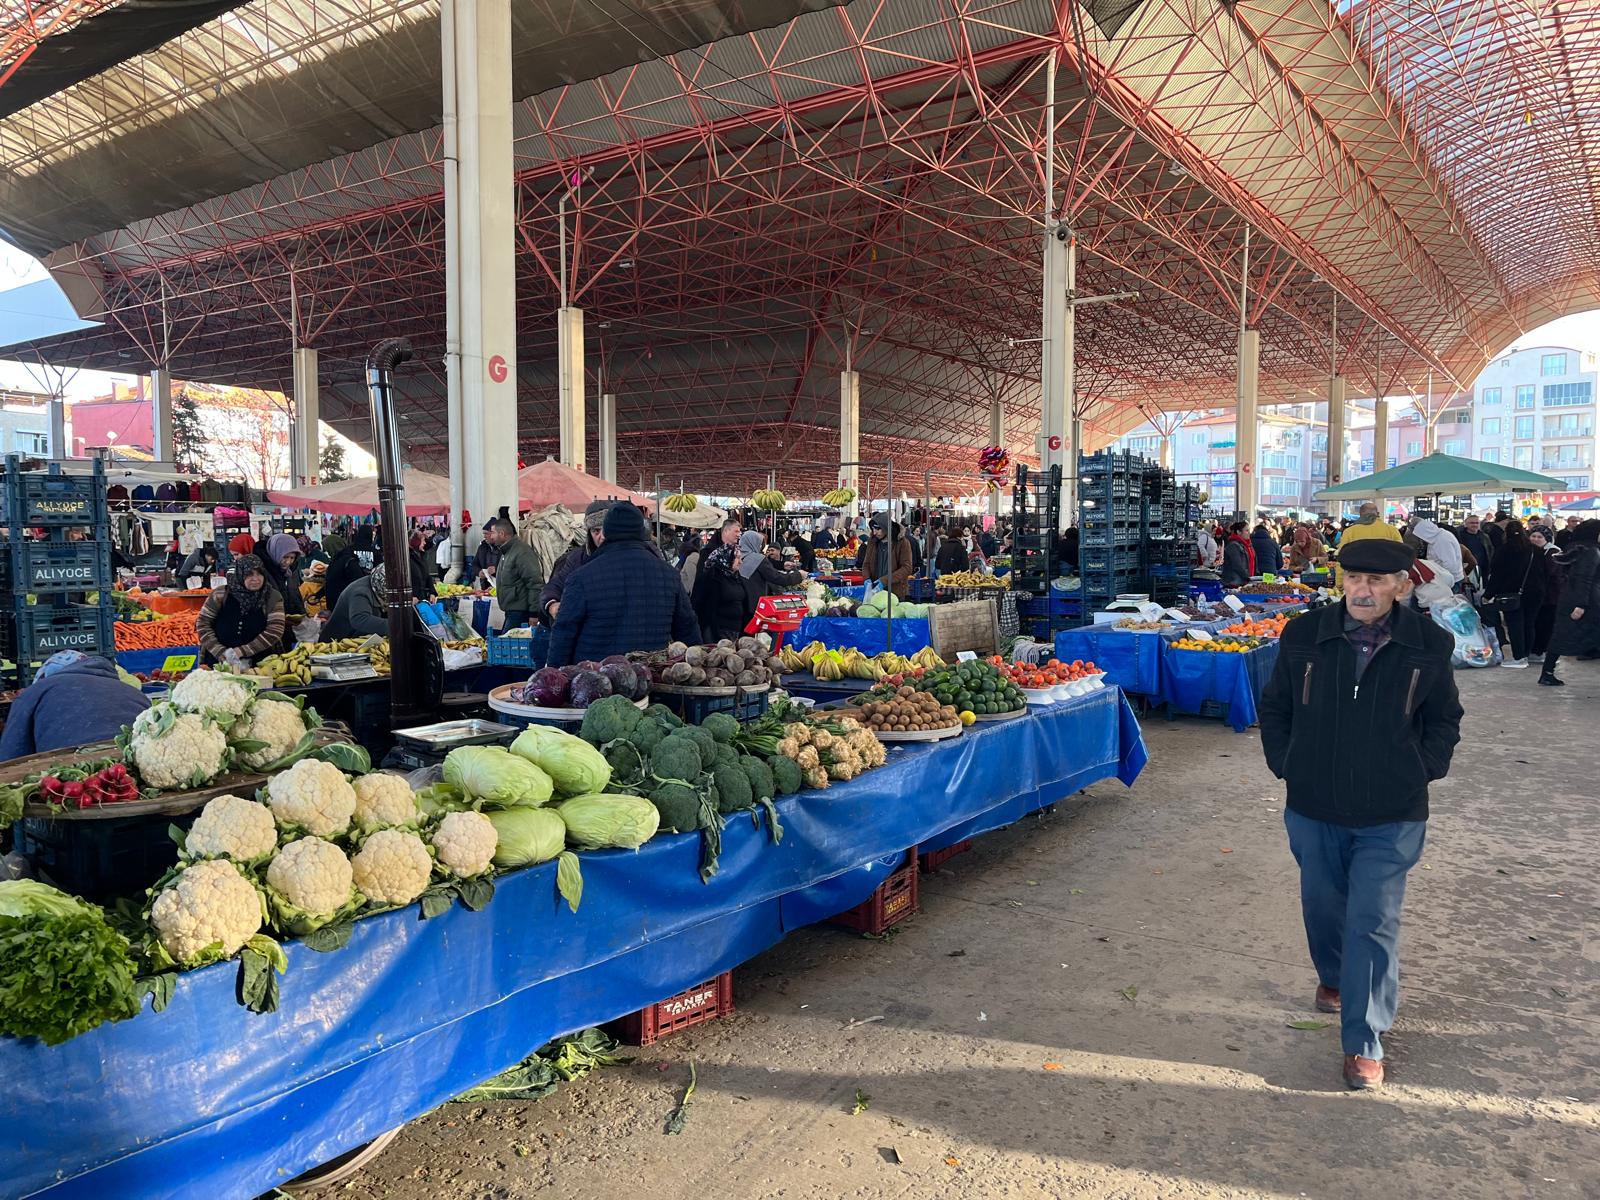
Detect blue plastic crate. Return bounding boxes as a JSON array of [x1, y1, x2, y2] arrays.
[[1, 602, 115, 678], [487, 626, 548, 668], [2, 459, 106, 527]]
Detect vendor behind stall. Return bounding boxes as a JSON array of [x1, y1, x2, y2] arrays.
[[324, 562, 391, 640], [861, 515, 915, 598], [178, 543, 220, 586], [195, 554, 287, 667], [0, 651, 150, 760], [321, 533, 367, 608]]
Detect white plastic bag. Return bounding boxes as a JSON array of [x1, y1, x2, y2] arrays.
[[293, 617, 323, 644]]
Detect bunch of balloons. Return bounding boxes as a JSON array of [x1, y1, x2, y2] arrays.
[[978, 446, 1010, 492]]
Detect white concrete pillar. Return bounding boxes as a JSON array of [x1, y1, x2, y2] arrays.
[[1327, 374, 1346, 488], [1158, 431, 1172, 469], [988, 389, 1004, 517], [49, 397, 66, 459], [839, 369, 860, 516], [1373, 395, 1390, 474], [443, 0, 519, 540], [1235, 329, 1261, 518], [150, 368, 173, 462], [557, 306, 586, 472], [598, 391, 617, 483], [292, 346, 320, 485], [1041, 228, 1074, 519]]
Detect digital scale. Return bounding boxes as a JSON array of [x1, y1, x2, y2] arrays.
[[310, 652, 380, 682]]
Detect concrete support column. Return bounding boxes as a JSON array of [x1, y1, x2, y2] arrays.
[[839, 369, 860, 517], [1326, 375, 1346, 489], [292, 346, 320, 485], [597, 391, 617, 483], [1235, 329, 1261, 518], [1041, 228, 1074, 522], [988, 389, 1004, 518], [557, 307, 586, 472], [1159, 433, 1172, 469], [49, 397, 66, 459], [150, 368, 173, 462], [1373, 395, 1390, 474], [443, 0, 519, 555]]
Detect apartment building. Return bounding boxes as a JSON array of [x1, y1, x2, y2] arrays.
[[1467, 345, 1597, 492]]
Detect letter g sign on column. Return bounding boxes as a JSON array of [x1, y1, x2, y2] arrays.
[[487, 354, 508, 384]]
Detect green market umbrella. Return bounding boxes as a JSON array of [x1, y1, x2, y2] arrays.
[[1312, 451, 1565, 501]]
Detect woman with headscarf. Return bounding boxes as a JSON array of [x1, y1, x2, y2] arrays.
[[195, 554, 288, 666], [1539, 519, 1600, 686], [738, 528, 804, 625], [258, 532, 307, 651], [322, 532, 368, 609], [691, 520, 745, 639], [1527, 525, 1563, 657], [1482, 519, 1545, 667], [324, 561, 392, 641], [1285, 523, 1328, 572]]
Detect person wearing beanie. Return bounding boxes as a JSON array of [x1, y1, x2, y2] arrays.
[[481, 516, 543, 630], [1259, 535, 1461, 1092], [546, 503, 700, 666], [539, 500, 613, 626]]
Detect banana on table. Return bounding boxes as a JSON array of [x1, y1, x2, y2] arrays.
[[777, 640, 944, 680]]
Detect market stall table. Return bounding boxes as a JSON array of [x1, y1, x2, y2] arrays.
[[1, 689, 1145, 1200], [1157, 640, 1280, 732], [1053, 626, 1167, 696]]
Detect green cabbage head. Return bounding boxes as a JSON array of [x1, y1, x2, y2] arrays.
[[556, 793, 661, 851], [442, 745, 553, 808], [487, 807, 568, 867], [510, 726, 612, 797]]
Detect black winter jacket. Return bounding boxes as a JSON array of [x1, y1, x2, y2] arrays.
[[546, 537, 702, 666], [1250, 529, 1283, 574], [1259, 601, 1462, 827]]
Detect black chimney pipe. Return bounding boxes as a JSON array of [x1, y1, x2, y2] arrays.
[[365, 338, 418, 724]]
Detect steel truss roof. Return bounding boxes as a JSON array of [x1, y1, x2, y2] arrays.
[[4, 0, 1598, 494]]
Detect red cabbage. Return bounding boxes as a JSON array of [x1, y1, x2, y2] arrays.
[[526, 666, 571, 708], [568, 669, 613, 707]]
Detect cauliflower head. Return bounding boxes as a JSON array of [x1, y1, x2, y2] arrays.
[[185, 794, 278, 861], [351, 829, 433, 905], [265, 836, 356, 920], [430, 810, 497, 878], [353, 772, 420, 831], [126, 703, 230, 791], [264, 758, 357, 837], [231, 698, 312, 770], [170, 669, 258, 720], [150, 858, 263, 965]]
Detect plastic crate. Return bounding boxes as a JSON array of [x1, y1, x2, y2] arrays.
[[1, 461, 105, 527], [612, 972, 734, 1046], [13, 814, 183, 904], [486, 627, 546, 668], [919, 840, 972, 872], [649, 686, 770, 725], [829, 848, 920, 934], [1, 603, 115, 677], [0, 539, 111, 594]]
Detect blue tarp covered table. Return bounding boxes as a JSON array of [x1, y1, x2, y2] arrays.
[[1158, 642, 1280, 732], [793, 615, 929, 655], [1053, 626, 1165, 696], [2, 691, 1145, 1200]]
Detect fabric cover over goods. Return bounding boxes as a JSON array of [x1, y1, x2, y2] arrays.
[[2, 693, 1146, 1199], [268, 471, 452, 516], [518, 459, 656, 513]]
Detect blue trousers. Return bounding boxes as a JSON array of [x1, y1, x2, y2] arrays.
[[1283, 809, 1426, 1059]]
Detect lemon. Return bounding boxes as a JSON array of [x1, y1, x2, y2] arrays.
[[959, 710, 976, 726]]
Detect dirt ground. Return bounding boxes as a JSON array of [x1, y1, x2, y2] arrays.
[[309, 660, 1600, 1200]]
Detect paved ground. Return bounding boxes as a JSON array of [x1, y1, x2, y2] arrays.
[[311, 660, 1600, 1200]]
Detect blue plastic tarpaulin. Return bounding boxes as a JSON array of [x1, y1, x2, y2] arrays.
[[1054, 626, 1165, 695], [2, 690, 1145, 1200], [1158, 642, 1279, 732], [793, 616, 929, 655]]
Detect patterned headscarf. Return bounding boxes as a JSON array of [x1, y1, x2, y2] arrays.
[[228, 553, 269, 615]]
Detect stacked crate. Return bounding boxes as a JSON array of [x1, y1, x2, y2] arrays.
[[1141, 462, 1191, 606], [1010, 463, 1062, 641], [0, 457, 115, 683], [1077, 451, 1145, 615]]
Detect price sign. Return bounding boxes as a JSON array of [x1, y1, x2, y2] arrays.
[[956, 650, 978, 662], [162, 653, 197, 673], [1164, 607, 1191, 623], [1223, 594, 1247, 612], [1137, 601, 1165, 621], [1189, 629, 1214, 642]]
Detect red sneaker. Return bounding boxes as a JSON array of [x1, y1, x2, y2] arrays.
[[1343, 1055, 1383, 1090], [1315, 985, 1341, 1013]]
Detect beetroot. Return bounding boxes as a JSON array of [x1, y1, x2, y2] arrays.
[[526, 666, 571, 708], [568, 669, 613, 707]]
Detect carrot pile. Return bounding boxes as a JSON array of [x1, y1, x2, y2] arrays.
[[114, 610, 200, 650]]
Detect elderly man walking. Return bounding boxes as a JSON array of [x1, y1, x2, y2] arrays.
[[1259, 539, 1463, 1090]]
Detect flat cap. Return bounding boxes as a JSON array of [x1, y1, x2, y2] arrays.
[[1337, 539, 1414, 574]]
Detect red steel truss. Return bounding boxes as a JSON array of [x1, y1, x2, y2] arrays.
[[9, 0, 1600, 494]]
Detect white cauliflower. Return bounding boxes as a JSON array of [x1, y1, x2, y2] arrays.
[[264, 758, 357, 837], [150, 858, 263, 965], [265, 836, 356, 921], [126, 703, 230, 791], [352, 772, 420, 831], [185, 794, 278, 861], [351, 829, 433, 905], [170, 669, 257, 720], [230, 698, 312, 770], [430, 810, 497, 878]]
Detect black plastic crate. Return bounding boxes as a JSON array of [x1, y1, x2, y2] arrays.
[[2, 459, 106, 527], [0, 539, 111, 594], [14, 813, 182, 904], [0, 602, 115, 677], [649, 686, 771, 725]]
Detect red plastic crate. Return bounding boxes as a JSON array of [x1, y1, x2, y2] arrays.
[[613, 972, 735, 1046], [829, 849, 920, 935], [918, 840, 972, 873]]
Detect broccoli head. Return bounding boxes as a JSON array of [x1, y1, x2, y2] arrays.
[[701, 712, 740, 745], [580, 695, 642, 745], [644, 703, 683, 729], [767, 754, 804, 796], [648, 780, 701, 832], [681, 723, 718, 762], [649, 734, 703, 783], [713, 742, 740, 772], [630, 718, 669, 754], [739, 755, 775, 804], [713, 762, 754, 813], [602, 739, 646, 786]]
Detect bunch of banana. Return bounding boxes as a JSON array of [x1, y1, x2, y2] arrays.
[[821, 487, 855, 508], [873, 651, 916, 673], [664, 493, 699, 513], [442, 638, 485, 651], [777, 645, 808, 672], [811, 651, 844, 681], [795, 639, 828, 669], [911, 646, 945, 669], [369, 640, 392, 676], [258, 644, 314, 688], [937, 570, 1008, 589], [751, 488, 787, 511]]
